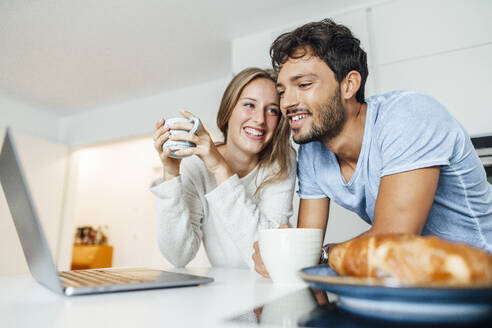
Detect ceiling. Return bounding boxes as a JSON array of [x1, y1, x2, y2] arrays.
[[0, 0, 377, 116]]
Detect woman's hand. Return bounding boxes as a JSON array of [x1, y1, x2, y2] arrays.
[[153, 118, 181, 181], [170, 111, 233, 184], [252, 241, 270, 278], [252, 224, 288, 278]]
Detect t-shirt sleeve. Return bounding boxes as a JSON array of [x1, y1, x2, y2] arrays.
[[376, 92, 457, 177], [297, 143, 327, 199]]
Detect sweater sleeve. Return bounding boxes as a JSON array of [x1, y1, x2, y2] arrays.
[[204, 152, 297, 269], [150, 165, 204, 267]]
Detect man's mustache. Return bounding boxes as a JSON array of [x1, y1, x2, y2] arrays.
[[285, 108, 312, 116]]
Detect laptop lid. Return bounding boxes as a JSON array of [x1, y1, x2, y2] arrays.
[[0, 128, 63, 293]]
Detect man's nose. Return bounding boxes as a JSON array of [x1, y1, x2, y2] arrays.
[[281, 89, 298, 112]]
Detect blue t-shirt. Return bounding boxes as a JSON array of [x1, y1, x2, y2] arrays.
[[298, 90, 492, 252]]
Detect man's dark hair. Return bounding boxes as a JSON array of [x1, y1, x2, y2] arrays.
[[270, 18, 368, 103]]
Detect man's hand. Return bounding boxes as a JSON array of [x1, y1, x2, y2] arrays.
[[252, 241, 269, 278]]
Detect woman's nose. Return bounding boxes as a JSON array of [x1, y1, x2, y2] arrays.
[[252, 107, 265, 124]]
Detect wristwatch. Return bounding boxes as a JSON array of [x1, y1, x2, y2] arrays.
[[319, 243, 335, 264]]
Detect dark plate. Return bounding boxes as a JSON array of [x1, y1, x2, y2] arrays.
[[300, 265, 492, 323]]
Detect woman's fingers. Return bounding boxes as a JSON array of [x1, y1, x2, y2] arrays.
[[160, 147, 173, 160], [154, 130, 170, 152], [195, 120, 209, 137], [155, 118, 164, 129], [180, 111, 207, 136], [153, 124, 170, 141], [159, 112, 214, 160], [173, 147, 194, 157], [161, 144, 181, 163], [167, 121, 195, 131], [169, 132, 199, 144], [180, 110, 195, 119], [252, 241, 270, 278], [171, 133, 212, 158]]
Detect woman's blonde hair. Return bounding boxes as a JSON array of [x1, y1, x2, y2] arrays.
[[216, 67, 293, 194]]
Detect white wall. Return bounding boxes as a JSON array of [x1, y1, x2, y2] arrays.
[[371, 0, 492, 135], [60, 77, 230, 147], [0, 128, 68, 275], [0, 95, 61, 143], [232, 7, 376, 98]]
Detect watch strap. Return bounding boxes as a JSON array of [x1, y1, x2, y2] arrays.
[[319, 243, 335, 264]]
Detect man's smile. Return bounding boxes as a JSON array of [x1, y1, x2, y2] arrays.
[[286, 109, 311, 129]]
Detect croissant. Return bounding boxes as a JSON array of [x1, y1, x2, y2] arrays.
[[328, 234, 492, 286]]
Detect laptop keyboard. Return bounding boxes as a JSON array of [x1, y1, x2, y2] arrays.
[[59, 269, 155, 287]]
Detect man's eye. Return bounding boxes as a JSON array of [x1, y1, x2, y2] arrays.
[[278, 90, 285, 97], [299, 82, 312, 88]]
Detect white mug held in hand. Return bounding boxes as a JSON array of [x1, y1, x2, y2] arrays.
[[259, 228, 322, 285], [162, 117, 201, 158]]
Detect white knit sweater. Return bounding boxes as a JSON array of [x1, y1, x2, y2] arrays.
[[150, 151, 297, 269]]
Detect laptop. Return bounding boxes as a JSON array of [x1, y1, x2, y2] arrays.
[[0, 127, 213, 296]]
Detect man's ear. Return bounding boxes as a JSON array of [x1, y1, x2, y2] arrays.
[[340, 71, 362, 100]]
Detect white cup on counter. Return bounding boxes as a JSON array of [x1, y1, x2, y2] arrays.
[[259, 228, 323, 285]]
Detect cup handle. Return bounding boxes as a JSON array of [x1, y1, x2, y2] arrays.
[[190, 117, 201, 135]]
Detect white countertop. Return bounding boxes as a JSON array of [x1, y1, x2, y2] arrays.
[[0, 267, 305, 328]]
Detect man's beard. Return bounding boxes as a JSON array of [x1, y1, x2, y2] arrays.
[[292, 87, 346, 144]]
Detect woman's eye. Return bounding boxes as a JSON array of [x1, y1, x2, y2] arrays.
[[267, 108, 280, 116], [244, 102, 254, 109]]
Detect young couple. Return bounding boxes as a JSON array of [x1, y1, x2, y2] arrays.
[[151, 19, 492, 276]]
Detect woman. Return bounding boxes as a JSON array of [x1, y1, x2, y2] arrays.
[[151, 67, 296, 269]]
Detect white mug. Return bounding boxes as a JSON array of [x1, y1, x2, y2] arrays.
[[259, 228, 323, 285], [162, 117, 201, 158]]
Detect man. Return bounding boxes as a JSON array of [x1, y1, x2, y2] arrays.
[[253, 18, 492, 277]]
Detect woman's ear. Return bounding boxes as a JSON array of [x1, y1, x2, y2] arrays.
[[341, 71, 362, 100]]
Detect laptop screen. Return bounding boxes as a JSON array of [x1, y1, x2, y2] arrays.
[[0, 128, 63, 293]]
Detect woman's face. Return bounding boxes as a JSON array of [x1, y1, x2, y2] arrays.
[[226, 78, 281, 156]]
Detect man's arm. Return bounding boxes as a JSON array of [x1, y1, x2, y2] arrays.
[[304, 168, 438, 241], [364, 166, 440, 236], [322, 167, 440, 262], [297, 198, 330, 235]]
